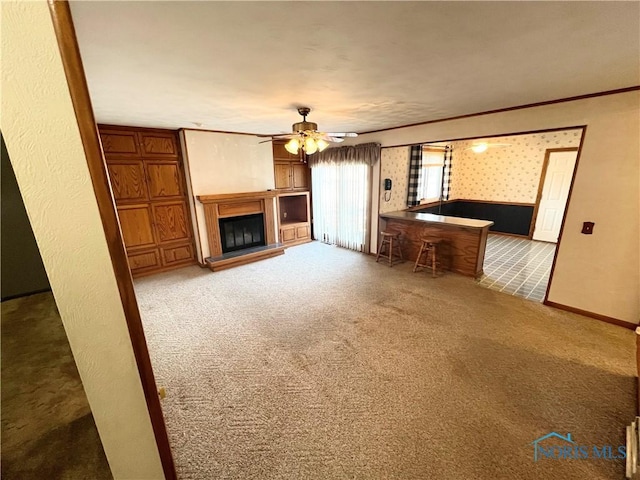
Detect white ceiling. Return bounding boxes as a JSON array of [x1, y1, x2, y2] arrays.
[[70, 1, 639, 135]]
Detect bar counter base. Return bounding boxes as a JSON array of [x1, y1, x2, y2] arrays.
[[382, 217, 490, 278]]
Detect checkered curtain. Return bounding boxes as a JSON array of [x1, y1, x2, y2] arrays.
[[441, 145, 453, 200], [406, 145, 423, 207]]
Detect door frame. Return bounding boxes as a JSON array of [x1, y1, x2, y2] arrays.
[[48, 2, 176, 479], [529, 147, 579, 240], [542, 132, 587, 305]]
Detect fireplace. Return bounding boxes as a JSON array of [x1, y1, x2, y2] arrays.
[[197, 191, 285, 271], [219, 213, 265, 253]]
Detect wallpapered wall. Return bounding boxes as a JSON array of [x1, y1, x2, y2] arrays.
[[449, 129, 582, 203], [379, 146, 410, 213], [378, 129, 582, 210]]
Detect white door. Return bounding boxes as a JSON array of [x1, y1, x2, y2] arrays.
[[533, 150, 578, 243]]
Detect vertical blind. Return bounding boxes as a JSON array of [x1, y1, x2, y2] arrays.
[[311, 161, 370, 252], [308, 143, 379, 253]]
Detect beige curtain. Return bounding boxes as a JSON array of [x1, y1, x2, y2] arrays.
[[309, 143, 380, 252], [307, 142, 381, 167]]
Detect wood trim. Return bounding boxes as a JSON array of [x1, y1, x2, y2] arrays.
[[99, 123, 179, 135], [636, 329, 640, 415], [130, 259, 198, 278], [363, 86, 640, 135], [47, 3, 177, 479], [379, 125, 587, 150], [544, 300, 637, 330], [375, 160, 381, 253], [172, 129, 199, 262], [198, 191, 277, 203], [406, 199, 457, 211], [409, 199, 535, 209], [178, 131, 205, 263], [529, 147, 580, 238], [203, 203, 221, 258], [456, 199, 535, 207], [180, 127, 261, 137], [543, 128, 587, 305]]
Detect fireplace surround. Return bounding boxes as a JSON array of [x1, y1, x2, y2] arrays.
[[219, 213, 265, 253], [197, 191, 284, 271]]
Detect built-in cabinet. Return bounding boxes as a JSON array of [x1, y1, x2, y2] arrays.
[[272, 140, 312, 246], [276, 192, 311, 246], [99, 125, 197, 276], [273, 141, 310, 191]]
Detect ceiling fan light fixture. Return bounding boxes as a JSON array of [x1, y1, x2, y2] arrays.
[[316, 138, 329, 152], [471, 142, 488, 154], [304, 137, 318, 155], [264, 107, 357, 155], [284, 138, 300, 154]]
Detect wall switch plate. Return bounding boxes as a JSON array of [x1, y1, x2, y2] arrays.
[[581, 222, 595, 234]]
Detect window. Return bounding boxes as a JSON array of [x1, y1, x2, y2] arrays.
[[419, 147, 445, 203], [311, 161, 369, 252]]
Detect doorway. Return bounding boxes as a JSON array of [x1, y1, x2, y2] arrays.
[[532, 148, 579, 243], [469, 134, 582, 303]]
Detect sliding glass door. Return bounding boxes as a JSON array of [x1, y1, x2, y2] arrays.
[[311, 161, 370, 252]]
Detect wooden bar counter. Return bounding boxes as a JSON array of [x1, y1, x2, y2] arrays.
[[379, 211, 493, 277]]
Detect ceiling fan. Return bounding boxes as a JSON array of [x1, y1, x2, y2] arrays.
[[259, 107, 358, 155]]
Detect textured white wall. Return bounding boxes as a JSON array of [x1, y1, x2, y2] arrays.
[[1, 2, 165, 478], [181, 130, 275, 260], [358, 91, 639, 324]]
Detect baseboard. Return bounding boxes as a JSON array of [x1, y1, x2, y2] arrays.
[[544, 300, 637, 330], [132, 260, 199, 278]]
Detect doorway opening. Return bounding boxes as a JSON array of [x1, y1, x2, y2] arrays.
[[473, 133, 582, 302]]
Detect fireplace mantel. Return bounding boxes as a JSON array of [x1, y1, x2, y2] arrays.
[[197, 191, 277, 204], [197, 191, 283, 271]]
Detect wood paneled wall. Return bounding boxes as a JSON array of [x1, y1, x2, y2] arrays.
[[99, 125, 197, 276]]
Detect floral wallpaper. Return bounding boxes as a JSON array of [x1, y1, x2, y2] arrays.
[[379, 146, 410, 213], [449, 129, 582, 203]]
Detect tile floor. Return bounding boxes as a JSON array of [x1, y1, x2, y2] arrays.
[[478, 234, 556, 302]]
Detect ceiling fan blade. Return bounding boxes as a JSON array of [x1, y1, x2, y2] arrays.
[[327, 137, 345, 143], [258, 139, 275, 144], [324, 132, 358, 137], [257, 133, 297, 138]]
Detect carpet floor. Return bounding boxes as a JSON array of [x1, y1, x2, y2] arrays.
[[134, 242, 636, 480], [1, 292, 112, 480]]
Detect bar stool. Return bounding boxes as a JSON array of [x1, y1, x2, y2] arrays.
[[413, 237, 443, 277], [376, 231, 404, 267]]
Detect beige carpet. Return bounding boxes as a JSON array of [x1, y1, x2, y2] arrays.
[[135, 242, 636, 480], [1, 292, 112, 480]]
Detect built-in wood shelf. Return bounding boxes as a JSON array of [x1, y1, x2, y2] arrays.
[[276, 191, 311, 247]]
